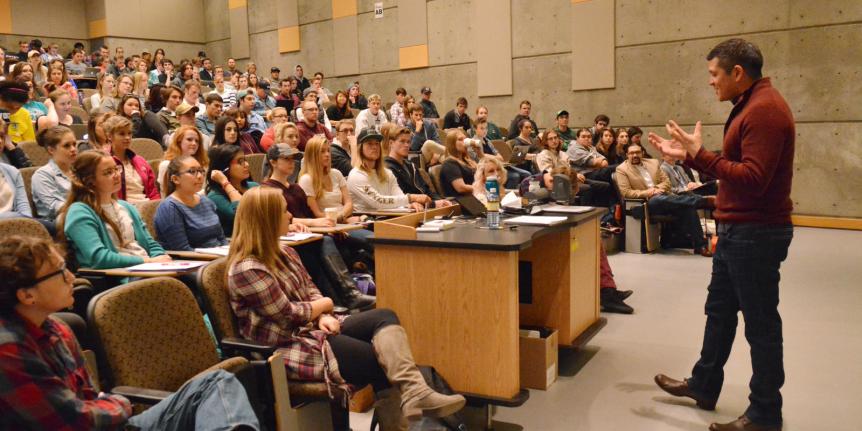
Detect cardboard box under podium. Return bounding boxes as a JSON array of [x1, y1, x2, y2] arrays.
[[519, 327, 558, 390]]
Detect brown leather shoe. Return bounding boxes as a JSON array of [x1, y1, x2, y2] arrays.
[[696, 246, 714, 257], [653, 374, 716, 410], [709, 415, 781, 431]]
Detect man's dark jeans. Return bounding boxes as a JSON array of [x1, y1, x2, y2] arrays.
[[647, 193, 707, 250], [688, 222, 793, 426]]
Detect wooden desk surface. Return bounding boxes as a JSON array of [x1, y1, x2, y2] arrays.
[[77, 267, 193, 278], [308, 223, 367, 234], [355, 209, 417, 217], [371, 208, 604, 251]]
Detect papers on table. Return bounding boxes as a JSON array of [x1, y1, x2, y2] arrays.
[[532, 204, 594, 214], [279, 232, 324, 242], [194, 246, 230, 256], [504, 215, 568, 226], [501, 191, 522, 209], [126, 260, 207, 272]]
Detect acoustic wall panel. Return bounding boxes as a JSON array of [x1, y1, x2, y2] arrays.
[[397, 0, 428, 70], [571, 0, 614, 90], [229, 0, 250, 59], [277, 0, 300, 52], [476, 0, 512, 96], [332, 0, 359, 76]]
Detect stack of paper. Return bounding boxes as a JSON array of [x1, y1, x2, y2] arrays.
[[194, 246, 230, 256], [280, 233, 324, 241], [126, 260, 207, 272], [504, 215, 568, 226], [533, 204, 594, 214]]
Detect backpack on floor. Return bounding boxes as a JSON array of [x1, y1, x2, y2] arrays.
[[351, 272, 376, 295], [371, 366, 467, 431]]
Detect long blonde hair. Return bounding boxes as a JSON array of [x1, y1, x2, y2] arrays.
[[444, 128, 475, 169], [298, 135, 330, 200], [132, 71, 148, 96], [227, 187, 291, 274], [473, 155, 507, 191], [353, 136, 387, 179]]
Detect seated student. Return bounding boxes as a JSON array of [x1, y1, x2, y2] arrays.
[[236, 89, 267, 135], [90, 72, 114, 111], [117, 93, 169, 146], [0, 236, 260, 430], [44, 64, 79, 102], [442, 97, 472, 134], [613, 127, 630, 162], [535, 129, 585, 192], [596, 127, 623, 166], [389, 87, 407, 127], [0, 81, 36, 146], [589, 114, 610, 145], [103, 115, 159, 203], [295, 88, 333, 132], [209, 72, 236, 111], [384, 126, 451, 208], [329, 119, 357, 177], [131, 71, 149, 103], [274, 78, 297, 114], [348, 82, 368, 110], [226, 187, 465, 428], [566, 127, 616, 210], [0, 162, 32, 220], [258, 107, 290, 151], [347, 129, 430, 212], [47, 89, 83, 127], [154, 156, 227, 251], [295, 100, 333, 151], [78, 111, 112, 154], [505, 118, 540, 174], [253, 82, 275, 116], [439, 129, 478, 197], [326, 90, 353, 126], [418, 86, 438, 119], [59, 151, 170, 269], [156, 85, 183, 133], [473, 105, 502, 141], [32, 127, 76, 220], [195, 92, 224, 136], [222, 108, 264, 154], [615, 143, 712, 257], [98, 74, 133, 114], [553, 110, 577, 151], [354, 93, 388, 134], [470, 118, 530, 189], [660, 153, 718, 196], [206, 144, 259, 237], [262, 143, 375, 311], [405, 103, 445, 165], [472, 155, 508, 204], [506, 100, 538, 140], [183, 79, 206, 112], [158, 125, 209, 194]]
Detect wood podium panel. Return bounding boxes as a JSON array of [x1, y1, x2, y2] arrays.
[[376, 245, 521, 399]]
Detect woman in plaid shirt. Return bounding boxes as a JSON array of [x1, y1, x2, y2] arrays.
[[227, 187, 465, 430]]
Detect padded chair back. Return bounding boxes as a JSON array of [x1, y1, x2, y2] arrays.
[[499, 126, 509, 138], [87, 277, 222, 391], [19, 141, 51, 167], [0, 217, 52, 241], [132, 199, 161, 240], [70, 106, 90, 123], [246, 153, 266, 183], [69, 123, 88, 140], [83, 97, 93, 114], [197, 258, 239, 342], [130, 138, 164, 161], [19, 166, 39, 217], [428, 164, 444, 198]]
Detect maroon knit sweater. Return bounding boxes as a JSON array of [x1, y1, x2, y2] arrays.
[[687, 78, 795, 224]]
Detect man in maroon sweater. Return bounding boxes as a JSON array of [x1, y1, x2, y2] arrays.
[[649, 39, 794, 431]]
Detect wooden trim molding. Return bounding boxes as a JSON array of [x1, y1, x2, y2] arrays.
[[791, 215, 862, 231]]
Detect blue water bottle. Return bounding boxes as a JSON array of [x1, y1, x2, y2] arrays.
[[485, 175, 501, 229]]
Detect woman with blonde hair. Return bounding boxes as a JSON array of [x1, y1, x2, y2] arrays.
[[346, 129, 429, 213], [103, 115, 160, 202], [131, 71, 149, 102], [58, 151, 169, 269], [158, 125, 208, 195], [227, 187, 464, 429], [27, 50, 48, 86], [89, 73, 114, 112], [471, 155, 507, 204], [99, 74, 133, 114], [438, 128, 477, 197]]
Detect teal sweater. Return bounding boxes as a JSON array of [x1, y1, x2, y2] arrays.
[[207, 181, 258, 237], [64, 201, 165, 269]]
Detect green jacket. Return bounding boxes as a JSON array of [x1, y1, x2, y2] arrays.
[[64, 200, 165, 269], [207, 182, 258, 237]]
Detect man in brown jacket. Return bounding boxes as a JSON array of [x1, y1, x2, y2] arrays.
[[615, 143, 711, 257]]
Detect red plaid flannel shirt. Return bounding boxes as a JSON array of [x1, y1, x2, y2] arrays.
[[0, 313, 132, 430], [228, 246, 346, 390]]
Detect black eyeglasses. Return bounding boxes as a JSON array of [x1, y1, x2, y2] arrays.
[[180, 168, 207, 176], [29, 263, 69, 287]]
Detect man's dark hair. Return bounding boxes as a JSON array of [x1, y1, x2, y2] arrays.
[[30, 39, 43, 49], [395, 87, 406, 96], [594, 114, 610, 124], [124, 57, 134, 67], [0, 236, 56, 316], [706, 38, 763, 80], [205, 93, 223, 105], [73, 42, 85, 49], [627, 126, 643, 137], [161, 58, 173, 66], [314, 71, 324, 78], [456, 97, 468, 107]]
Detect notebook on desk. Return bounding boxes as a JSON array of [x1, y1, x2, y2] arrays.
[[504, 215, 568, 226]]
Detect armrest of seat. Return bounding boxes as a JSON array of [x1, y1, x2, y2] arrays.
[[221, 337, 278, 356], [111, 386, 173, 405]]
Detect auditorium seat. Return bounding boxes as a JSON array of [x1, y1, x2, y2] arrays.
[[428, 164, 444, 197], [71, 106, 90, 123], [19, 166, 39, 217], [132, 199, 161, 240], [18, 141, 51, 166], [130, 138, 164, 160], [69, 123, 88, 140], [246, 153, 266, 183]]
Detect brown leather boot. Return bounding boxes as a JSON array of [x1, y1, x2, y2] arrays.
[[372, 325, 466, 420], [374, 388, 408, 431], [709, 415, 781, 431], [654, 374, 717, 410]]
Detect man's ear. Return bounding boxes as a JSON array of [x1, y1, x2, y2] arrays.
[[732, 65, 746, 83], [16, 288, 35, 306]]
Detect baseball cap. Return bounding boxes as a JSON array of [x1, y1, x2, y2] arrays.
[[266, 143, 301, 161], [302, 87, 317, 98], [271, 67, 280, 73], [175, 101, 199, 116], [357, 128, 384, 145], [556, 110, 569, 118], [421, 87, 432, 95], [28, 50, 40, 58], [258, 81, 270, 90]]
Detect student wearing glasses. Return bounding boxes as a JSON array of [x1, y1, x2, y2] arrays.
[[59, 151, 170, 269], [154, 156, 227, 251], [205, 145, 259, 237]]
